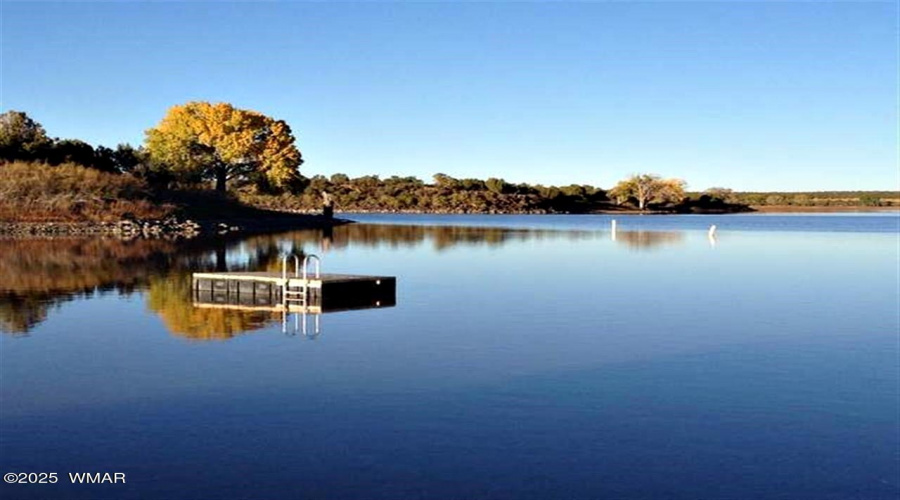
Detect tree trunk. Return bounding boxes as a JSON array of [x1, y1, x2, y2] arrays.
[[215, 170, 227, 193], [215, 246, 227, 272]]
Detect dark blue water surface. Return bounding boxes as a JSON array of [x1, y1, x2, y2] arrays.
[[1, 214, 898, 499]]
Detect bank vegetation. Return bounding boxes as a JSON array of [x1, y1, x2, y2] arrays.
[[1, 107, 895, 227]]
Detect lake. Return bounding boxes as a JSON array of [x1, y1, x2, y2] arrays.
[[1, 214, 898, 499]]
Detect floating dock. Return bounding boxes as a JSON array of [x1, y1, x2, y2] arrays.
[[192, 254, 395, 313], [191, 254, 396, 336], [191, 272, 396, 313]]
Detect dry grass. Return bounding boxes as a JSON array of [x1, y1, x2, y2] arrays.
[[0, 161, 174, 222]]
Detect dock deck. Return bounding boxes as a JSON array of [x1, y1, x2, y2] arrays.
[[192, 272, 392, 289], [190, 255, 396, 335], [191, 270, 396, 311]]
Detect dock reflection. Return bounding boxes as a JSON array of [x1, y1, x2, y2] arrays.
[[1, 223, 692, 335], [192, 286, 396, 338]]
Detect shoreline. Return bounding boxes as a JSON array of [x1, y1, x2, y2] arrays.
[[749, 205, 898, 213], [2, 206, 895, 238], [282, 206, 754, 216], [332, 207, 896, 215], [0, 215, 351, 239]]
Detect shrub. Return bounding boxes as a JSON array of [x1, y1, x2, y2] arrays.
[[0, 161, 173, 222]]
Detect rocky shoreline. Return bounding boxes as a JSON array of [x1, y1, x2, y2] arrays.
[[0, 215, 349, 239]]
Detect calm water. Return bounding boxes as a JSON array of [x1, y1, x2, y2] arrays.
[[1, 214, 898, 499]]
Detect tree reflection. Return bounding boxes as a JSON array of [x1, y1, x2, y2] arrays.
[[614, 231, 684, 251], [145, 274, 275, 341], [0, 294, 50, 334], [0, 235, 308, 337], [0, 237, 177, 335], [248, 224, 602, 253], [0, 223, 683, 336]]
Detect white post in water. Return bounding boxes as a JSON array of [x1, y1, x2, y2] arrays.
[[611, 219, 617, 241]]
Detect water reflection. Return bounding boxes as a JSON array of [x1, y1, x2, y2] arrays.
[[614, 231, 684, 251], [0, 224, 692, 335], [240, 223, 606, 253], [246, 224, 690, 254], [0, 238, 177, 334], [147, 274, 277, 341]]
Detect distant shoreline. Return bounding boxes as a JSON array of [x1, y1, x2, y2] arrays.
[[750, 205, 899, 213], [328, 207, 895, 215]]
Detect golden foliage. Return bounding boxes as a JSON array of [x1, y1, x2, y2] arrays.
[[145, 102, 302, 191], [609, 174, 686, 210]]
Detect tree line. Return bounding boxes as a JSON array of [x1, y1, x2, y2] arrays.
[[242, 173, 615, 214], [0, 104, 303, 193], [1, 105, 894, 217], [701, 189, 898, 207]]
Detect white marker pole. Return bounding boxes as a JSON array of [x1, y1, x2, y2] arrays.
[[611, 219, 617, 241]]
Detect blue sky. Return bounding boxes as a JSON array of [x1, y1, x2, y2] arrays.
[[2, 1, 897, 191]]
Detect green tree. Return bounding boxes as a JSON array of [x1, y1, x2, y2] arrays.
[[0, 111, 51, 162], [460, 178, 485, 191], [145, 101, 303, 192], [485, 177, 509, 194], [433, 173, 460, 190], [110, 144, 144, 173], [792, 194, 812, 206], [704, 187, 736, 204], [47, 139, 96, 168], [765, 195, 785, 205], [560, 184, 587, 198], [93, 146, 118, 173], [859, 193, 882, 207], [330, 173, 350, 185]]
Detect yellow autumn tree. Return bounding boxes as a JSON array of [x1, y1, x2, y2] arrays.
[[609, 174, 686, 210], [145, 102, 302, 192]]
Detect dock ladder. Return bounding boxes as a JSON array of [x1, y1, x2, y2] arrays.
[[280, 253, 323, 337], [281, 253, 321, 307]]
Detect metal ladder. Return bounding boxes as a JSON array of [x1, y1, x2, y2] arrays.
[[281, 254, 303, 306], [281, 253, 322, 337], [281, 254, 321, 305]]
